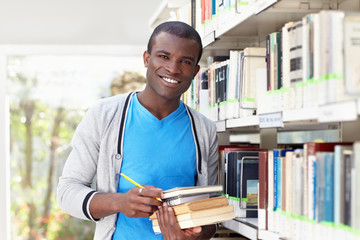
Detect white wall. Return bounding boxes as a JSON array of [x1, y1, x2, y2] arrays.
[[0, 53, 10, 240], [0, 0, 162, 45]]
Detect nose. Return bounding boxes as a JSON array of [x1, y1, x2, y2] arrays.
[[165, 60, 181, 74]]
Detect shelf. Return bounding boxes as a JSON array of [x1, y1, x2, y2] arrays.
[[318, 100, 358, 123], [258, 229, 281, 240], [282, 107, 318, 122], [227, 115, 259, 128], [148, 0, 190, 29], [215, 120, 226, 132], [214, 99, 359, 134], [222, 218, 258, 240], [201, 0, 333, 50]]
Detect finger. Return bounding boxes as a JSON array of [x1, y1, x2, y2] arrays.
[[183, 226, 202, 238], [135, 202, 159, 214], [138, 188, 163, 202], [162, 202, 178, 228]]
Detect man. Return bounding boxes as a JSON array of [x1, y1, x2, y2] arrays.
[[57, 21, 219, 240]]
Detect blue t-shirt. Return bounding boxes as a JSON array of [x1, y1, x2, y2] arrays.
[[112, 94, 196, 240]]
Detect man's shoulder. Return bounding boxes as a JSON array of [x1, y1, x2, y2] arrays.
[[91, 93, 131, 111], [86, 93, 133, 121]]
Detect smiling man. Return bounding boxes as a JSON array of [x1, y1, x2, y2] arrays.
[[57, 21, 219, 240]]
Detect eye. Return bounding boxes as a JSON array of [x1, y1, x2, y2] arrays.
[[159, 55, 169, 59], [181, 60, 192, 65]]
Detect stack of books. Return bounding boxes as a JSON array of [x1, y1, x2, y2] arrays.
[[150, 185, 235, 233]]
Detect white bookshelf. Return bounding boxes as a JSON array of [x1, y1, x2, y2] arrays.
[[222, 218, 258, 240], [148, 0, 191, 29], [202, 0, 360, 239], [150, 0, 360, 239]]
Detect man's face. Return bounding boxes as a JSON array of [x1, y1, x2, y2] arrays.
[[143, 31, 200, 101]]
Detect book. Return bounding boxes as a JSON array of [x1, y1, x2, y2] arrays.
[[343, 149, 354, 227], [152, 210, 235, 233], [344, 12, 360, 96], [240, 47, 266, 112], [219, 145, 260, 197], [161, 185, 223, 200], [226, 150, 262, 218], [150, 196, 229, 219], [305, 142, 352, 220], [258, 150, 268, 230], [152, 205, 234, 224], [302, 13, 315, 109], [334, 145, 353, 225], [164, 193, 210, 207], [353, 142, 360, 230]]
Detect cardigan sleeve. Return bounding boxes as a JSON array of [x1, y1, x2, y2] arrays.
[[56, 102, 102, 221]]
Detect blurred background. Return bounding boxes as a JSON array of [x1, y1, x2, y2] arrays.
[[0, 0, 172, 239]]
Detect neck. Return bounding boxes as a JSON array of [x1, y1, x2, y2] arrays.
[[136, 91, 181, 120]]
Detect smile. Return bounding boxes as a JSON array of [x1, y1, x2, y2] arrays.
[[162, 77, 179, 84]]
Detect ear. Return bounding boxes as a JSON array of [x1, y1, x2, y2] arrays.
[[143, 51, 150, 67], [192, 65, 200, 78]]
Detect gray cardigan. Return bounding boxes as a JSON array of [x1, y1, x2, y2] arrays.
[[57, 92, 219, 239]]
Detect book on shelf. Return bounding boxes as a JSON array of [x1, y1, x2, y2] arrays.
[[305, 142, 353, 221], [258, 150, 268, 230], [226, 50, 242, 119], [344, 12, 360, 96], [161, 185, 223, 201], [302, 13, 315, 109], [343, 149, 354, 227], [226, 150, 264, 218], [240, 47, 266, 111], [218, 145, 260, 197], [315, 151, 335, 223], [354, 142, 360, 230], [334, 145, 353, 226]]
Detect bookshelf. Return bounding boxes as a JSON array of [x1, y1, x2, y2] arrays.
[[150, 0, 360, 239]]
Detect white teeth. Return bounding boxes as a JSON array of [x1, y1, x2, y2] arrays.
[[163, 77, 179, 83]]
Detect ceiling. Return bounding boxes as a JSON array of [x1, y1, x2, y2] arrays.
[[0, 0, 164, 46]]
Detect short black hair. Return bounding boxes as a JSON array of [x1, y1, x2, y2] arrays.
[[147, 21, 203, 64]]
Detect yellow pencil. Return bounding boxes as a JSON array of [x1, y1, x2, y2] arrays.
[[120, 173, 144, 189], [120, 173, 161, 201]]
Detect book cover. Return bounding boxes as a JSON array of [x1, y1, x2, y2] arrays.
[[334, 145, 353, 225], [240, 47, 266, 110], [165, 193, 210, 207], [161, 185, 223, 200], [267, 150, 275, 231], [323, 152, 335, 222], [344, 149, 354, 227], [226, 50, 241, 119], [344, 12, 360, 96], [315, 152, 326, 222], [258, 150, 268, 230], [219, 145, 259, 197], [236, 151, 261, 218], [354, 142, 360, 230]]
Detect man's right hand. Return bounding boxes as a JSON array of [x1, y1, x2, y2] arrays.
[[120, 185, 163, 218], [89, 185, 163, 220]]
